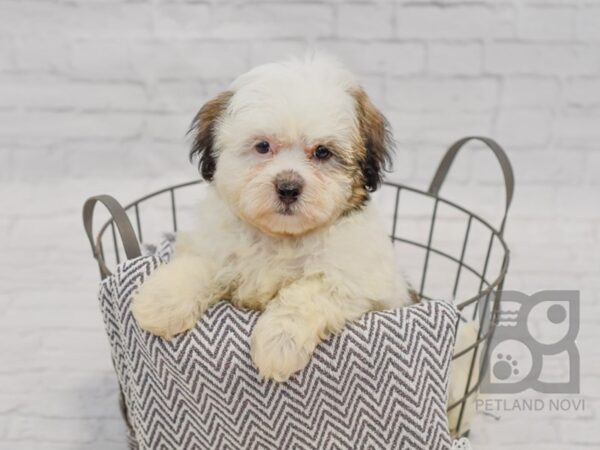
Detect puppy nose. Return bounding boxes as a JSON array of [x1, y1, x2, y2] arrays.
[[277, 182, 301, 204], [274, 171, 304, 205]]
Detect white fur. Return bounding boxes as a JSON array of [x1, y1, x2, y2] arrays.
[[132, 55, 479, 435], [214, 55, 363, 237], [133, 55, 412, 381], [133, 188, 411, 380]]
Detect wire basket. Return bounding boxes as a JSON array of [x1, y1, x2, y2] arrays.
[[83, 136, 513, 438]]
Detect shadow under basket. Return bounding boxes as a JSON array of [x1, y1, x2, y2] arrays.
[[83, 136, 513, 441]]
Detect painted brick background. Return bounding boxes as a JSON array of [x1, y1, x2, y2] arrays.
[[1, 0, 599, 448]]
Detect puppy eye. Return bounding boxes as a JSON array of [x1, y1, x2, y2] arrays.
[[314, 145, 331, 160], [255, 141, 270, 154]]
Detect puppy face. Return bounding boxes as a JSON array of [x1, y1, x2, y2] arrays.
[[190, 56, 393, 237]]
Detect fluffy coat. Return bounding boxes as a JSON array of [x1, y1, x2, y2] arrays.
[[132, 55, 412, 382]]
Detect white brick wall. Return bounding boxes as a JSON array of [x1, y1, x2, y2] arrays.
[[1, 0, 599, 448]]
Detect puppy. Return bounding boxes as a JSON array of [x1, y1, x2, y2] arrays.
[[132, 55, 413, 382]]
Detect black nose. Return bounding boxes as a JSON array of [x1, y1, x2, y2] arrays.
[[276, 181, 302, 204], [275, 171, 304, 205]]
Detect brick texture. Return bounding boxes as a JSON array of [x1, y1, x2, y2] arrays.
[[1, 0, 599, 448]]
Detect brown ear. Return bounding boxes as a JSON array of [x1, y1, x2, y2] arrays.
[[353, 87, 394, 192], [189, 91, 233, 181]]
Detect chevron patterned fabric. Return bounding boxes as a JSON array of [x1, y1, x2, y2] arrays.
[[98, 241, 458, 450]]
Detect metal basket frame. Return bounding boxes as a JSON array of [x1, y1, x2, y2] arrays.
[[83, 136, 513, 439]]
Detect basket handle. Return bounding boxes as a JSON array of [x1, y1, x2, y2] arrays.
[[428, 136, 514, 234], [83, 195, 142, 278]]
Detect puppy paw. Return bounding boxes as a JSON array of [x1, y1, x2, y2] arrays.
[[131, 271, 200, 340], [250, 316, 317, 382]]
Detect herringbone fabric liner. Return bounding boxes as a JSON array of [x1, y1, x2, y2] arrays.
[[98, 242, 458, 450]]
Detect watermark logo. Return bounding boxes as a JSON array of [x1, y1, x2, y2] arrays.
[[481, 290, 580, 394]]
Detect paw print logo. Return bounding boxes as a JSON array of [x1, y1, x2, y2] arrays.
[[493, 353, 519, 380], [482, 291, 580, 394], [485, 338, 531, 388]]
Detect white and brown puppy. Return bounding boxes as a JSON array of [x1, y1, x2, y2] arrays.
[[132, 55, 413, 382]]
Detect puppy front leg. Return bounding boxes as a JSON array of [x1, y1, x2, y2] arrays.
[[251, 275, 370, 382], [132, 254, 216, 340]]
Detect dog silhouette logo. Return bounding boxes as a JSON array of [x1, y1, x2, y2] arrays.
[[481, 290, 580, 394]]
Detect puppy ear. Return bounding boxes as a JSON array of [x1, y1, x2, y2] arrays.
[[189, 91, 233, 181], [353, 88, 395, 192]]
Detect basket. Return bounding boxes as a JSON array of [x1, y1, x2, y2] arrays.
[[83, 136, 513, 439]]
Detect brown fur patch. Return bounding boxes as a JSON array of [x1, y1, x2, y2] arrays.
[[347, 87, 394, 210], [347, 171, 369, 208], [189, 91, 234, 181], [408, 287, 421, 304]]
